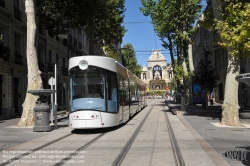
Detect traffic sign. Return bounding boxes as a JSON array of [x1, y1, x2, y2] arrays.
[[48, 77, 55, 86]]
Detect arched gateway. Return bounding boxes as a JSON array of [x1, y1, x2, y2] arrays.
[[140, 49, 173, 91]]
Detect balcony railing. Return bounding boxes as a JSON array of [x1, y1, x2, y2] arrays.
[[0, 0, 5, 8], [14, 53, 22, 65], [14, 7, 22, 22]]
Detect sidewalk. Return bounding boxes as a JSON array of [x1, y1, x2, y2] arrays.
[[0, 112, 69, 151], [165, 99, 250, 166]]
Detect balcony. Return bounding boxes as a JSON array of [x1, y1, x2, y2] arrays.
[[0, 0, 5, 8], [14, 53, 22, 65], [14, 7, 22, 22]]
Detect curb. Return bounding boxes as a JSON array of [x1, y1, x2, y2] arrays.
[[165, 100, 177, 115]]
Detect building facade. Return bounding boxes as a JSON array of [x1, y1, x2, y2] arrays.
[[140, 49, 173, 91]]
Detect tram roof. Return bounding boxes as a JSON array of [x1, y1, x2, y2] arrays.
[[69, 55, 145, 86], [69, 55, 117, 72]]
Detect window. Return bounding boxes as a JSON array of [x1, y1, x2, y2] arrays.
[[14, 33, 21, 54], [14, 33, 22, 65], [0, 27, 5, 42], [38, 46, 45, 71], [82, 34, 85, 47], [14, 0, 22, 21], [0, 0, 5, 8], [69, 66, 106, 112]]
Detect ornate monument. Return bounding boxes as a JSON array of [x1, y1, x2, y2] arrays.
[[140, 49, 173, 91]]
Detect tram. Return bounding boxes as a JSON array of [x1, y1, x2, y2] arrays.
[[68, 56, 146, 129]]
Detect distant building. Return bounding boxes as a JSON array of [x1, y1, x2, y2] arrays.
[[140, 49, 173, 91]]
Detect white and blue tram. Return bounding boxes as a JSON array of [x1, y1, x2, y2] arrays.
[[68, 56, 146, 129]]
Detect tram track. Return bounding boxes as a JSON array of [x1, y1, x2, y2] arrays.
[[111, 100, 156, 166], [53, 133, 105, 166], [0, 133, 73, 166], [0, 132, 106, 166], [112, 99, 185, 166], [164, 104, 186, 166], [1, 99, 186, 166]]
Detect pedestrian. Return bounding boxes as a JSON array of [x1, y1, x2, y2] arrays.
[[210, 91, 215, 103], [173, 92, 177, 103]]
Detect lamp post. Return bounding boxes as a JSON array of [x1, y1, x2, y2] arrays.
[[52, 28, 68, 129]]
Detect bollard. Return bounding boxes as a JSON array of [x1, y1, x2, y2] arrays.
[[33, 102, 51, 132]]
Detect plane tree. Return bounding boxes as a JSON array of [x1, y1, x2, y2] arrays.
[[208, 0, 250, 126], [16, 0, 126, 127], [36, 0, 126, 54], [140, 0, 202, 101]]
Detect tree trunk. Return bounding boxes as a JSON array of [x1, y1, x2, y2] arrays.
[[221, 55, 240, 126], [210, 0, 240, 126], [188, 43, 194, 75], [188, 44, 194, 104], [16, 0, 42, 127]]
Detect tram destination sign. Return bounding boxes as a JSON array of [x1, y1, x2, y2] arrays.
[[72, 72, 99, 78]]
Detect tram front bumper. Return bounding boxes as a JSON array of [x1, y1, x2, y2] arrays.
[[69, 112, 102, 129]]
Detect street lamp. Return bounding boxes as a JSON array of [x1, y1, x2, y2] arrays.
[[51, 28, 68, 129]]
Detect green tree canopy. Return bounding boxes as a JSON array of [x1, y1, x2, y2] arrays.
[[216, 1, 250, 57], [194, 48, 220, 92], [140, 0, 202, 68], [121, 43, 141, 77], [36, 0, 126, 53]]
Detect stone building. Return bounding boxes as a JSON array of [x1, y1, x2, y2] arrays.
[[140, 49, 173, 91]]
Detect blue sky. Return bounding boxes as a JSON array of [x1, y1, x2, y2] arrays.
[[121, 0, 206, 67], [121, 0, 168, 67]]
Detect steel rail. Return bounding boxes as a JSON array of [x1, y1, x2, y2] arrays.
[[53, 133, 106, 166], [164, 106, 186, 166], [111, 100, 157, 166], [0, 133, 73, 166]]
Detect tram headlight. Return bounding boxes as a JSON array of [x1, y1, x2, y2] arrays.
[[79, 60, 88, 70]]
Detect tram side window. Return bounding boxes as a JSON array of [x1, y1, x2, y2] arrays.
[[118, 75, 128, 106], [107, 71, 118, 113]]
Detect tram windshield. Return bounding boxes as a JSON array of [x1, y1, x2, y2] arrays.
[[69, 65, 118, 113]]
